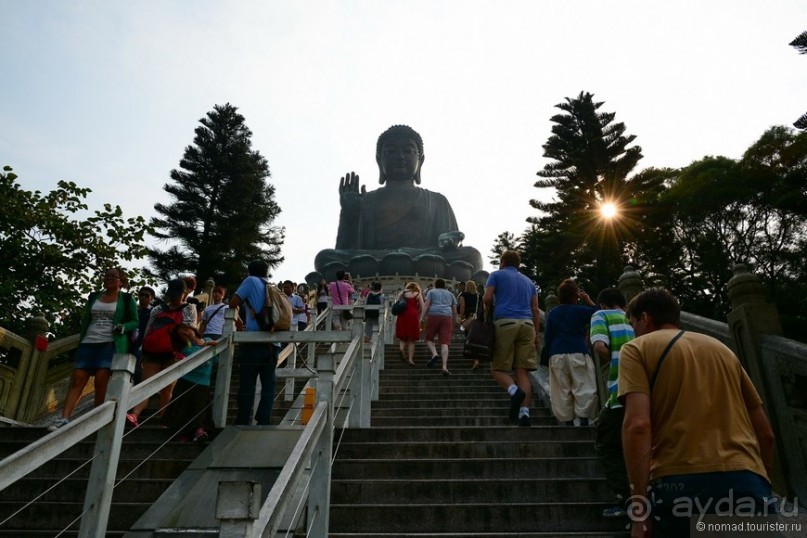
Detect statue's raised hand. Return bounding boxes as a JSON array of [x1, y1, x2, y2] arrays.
[[339, 172, 366, 216]]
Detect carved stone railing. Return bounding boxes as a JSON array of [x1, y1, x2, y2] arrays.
[[0, 319, 86, 424]]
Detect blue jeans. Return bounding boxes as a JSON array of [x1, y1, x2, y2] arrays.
[[650, 470, 774, 537], [235, 343, 277, 425], [74, 342, 115, 371]]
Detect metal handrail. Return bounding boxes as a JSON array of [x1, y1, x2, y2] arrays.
[[0, 301, 393, 536]]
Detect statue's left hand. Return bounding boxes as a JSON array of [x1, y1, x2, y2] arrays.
[[438, 231, 464, 251]]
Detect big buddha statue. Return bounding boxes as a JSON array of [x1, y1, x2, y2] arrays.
[[312, 125, 484, 283]]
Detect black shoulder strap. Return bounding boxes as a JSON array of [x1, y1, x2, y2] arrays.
[[205, 303, 226, 321], [649, 330, 686, 391]]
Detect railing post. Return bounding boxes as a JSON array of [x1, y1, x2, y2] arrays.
[[370, 321, 382, 402], [213, 309, 236, 428], [347, 321, 369, 428], [544, 293, 558, 314], [307, 402, 333, 536], [725, 263, 788, 494], [78, 352, 135, 538], [617, 265, 644, 304], [310, 356, 335, 535], [203, 277, 215, 299], [9, 314, 48, 422], [285, 343, 297, 403]]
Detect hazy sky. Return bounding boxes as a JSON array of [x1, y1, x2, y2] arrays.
[[2, 1, 805, 286]]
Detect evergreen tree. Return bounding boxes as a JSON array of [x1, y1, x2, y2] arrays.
[[790, 31, 807, 130], [149, 103, 284, 289], [488, 231, 521, 267], [527, 92, 643, 293]]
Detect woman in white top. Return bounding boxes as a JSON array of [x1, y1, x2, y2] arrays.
[[53, 268, 138, 428]]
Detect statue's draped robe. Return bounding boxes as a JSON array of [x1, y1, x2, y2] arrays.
[[337, 187, 458, 250]]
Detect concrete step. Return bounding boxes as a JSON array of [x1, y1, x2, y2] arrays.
[[328, 502, 627, 534], [0, 477, 175, 503], [378, 385, 505, 395], [0, 501, 146, 532], [328, 342, 618, 536], [331, 457, 602, 480], [373, 394, 552, 410], [330, 534, 625, 537], [0, 427, 216, 536], [338, 426, 595, 443], [3, 456, 200, 480], [330, 477, 611, 503], [370, 415, 557, 427], [335, 440, 596, 459]]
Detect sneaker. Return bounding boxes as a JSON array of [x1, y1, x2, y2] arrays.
[[48, 417, 70, 431], [426, 356, 439, 368], [509, 389, 526, 421], [125, 413, 139, 428], [602, 505, 627, 518], [518, 415, 532, 427], [193, 428, 209, 442]]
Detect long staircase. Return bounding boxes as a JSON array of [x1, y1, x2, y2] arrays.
[[2, 335, 627, 536], [328, 337, 628, 537]]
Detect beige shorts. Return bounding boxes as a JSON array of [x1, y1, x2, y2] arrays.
[[491, 318, 538, 371]]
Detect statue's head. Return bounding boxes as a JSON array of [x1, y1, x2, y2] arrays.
[[376, 125, 425, 185]]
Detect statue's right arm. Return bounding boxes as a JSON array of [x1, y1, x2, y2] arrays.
[[336, 171, 365, 249]]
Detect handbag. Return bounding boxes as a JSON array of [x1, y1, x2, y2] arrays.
[[463, 316, 496, 362], [391, 294, 408, 316], [461, 314, 476, 330]]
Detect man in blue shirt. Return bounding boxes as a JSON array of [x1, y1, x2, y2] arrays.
[[229, 260, 278, 425], [483, 250, 540, 427]]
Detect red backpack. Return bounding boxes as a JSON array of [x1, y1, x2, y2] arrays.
[[142, 304, 187, 355]]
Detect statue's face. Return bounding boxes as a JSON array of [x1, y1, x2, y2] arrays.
[[379, 134, 422, 183]]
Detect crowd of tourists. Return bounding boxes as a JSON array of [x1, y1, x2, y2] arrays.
[[50, 252, 778, 536], [50, 265, 315, 442], [388, 249, 777, 536]]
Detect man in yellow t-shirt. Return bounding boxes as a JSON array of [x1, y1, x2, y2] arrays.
[[618, 288, 776, 538]]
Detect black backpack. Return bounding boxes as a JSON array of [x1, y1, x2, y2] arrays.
[[365, 292, 383, 320]]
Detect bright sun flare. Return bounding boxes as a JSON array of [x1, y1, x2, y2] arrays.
[[600, 202, 618, 219]]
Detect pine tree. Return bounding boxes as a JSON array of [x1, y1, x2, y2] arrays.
[[790, 31, 807, 130], [488, 231, 521, 267], [149, 103, 284, 289], [526, 91, 643, 292]]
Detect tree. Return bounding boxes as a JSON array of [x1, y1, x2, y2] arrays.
[[488, 231, 521, 267], [149, 103, 284, 289], [527, 91, 643, 293], [662, 126, 807, 329], [618, 167, 681, 289], [790, 31, 807, 130], [0, 166, 152, 337]]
